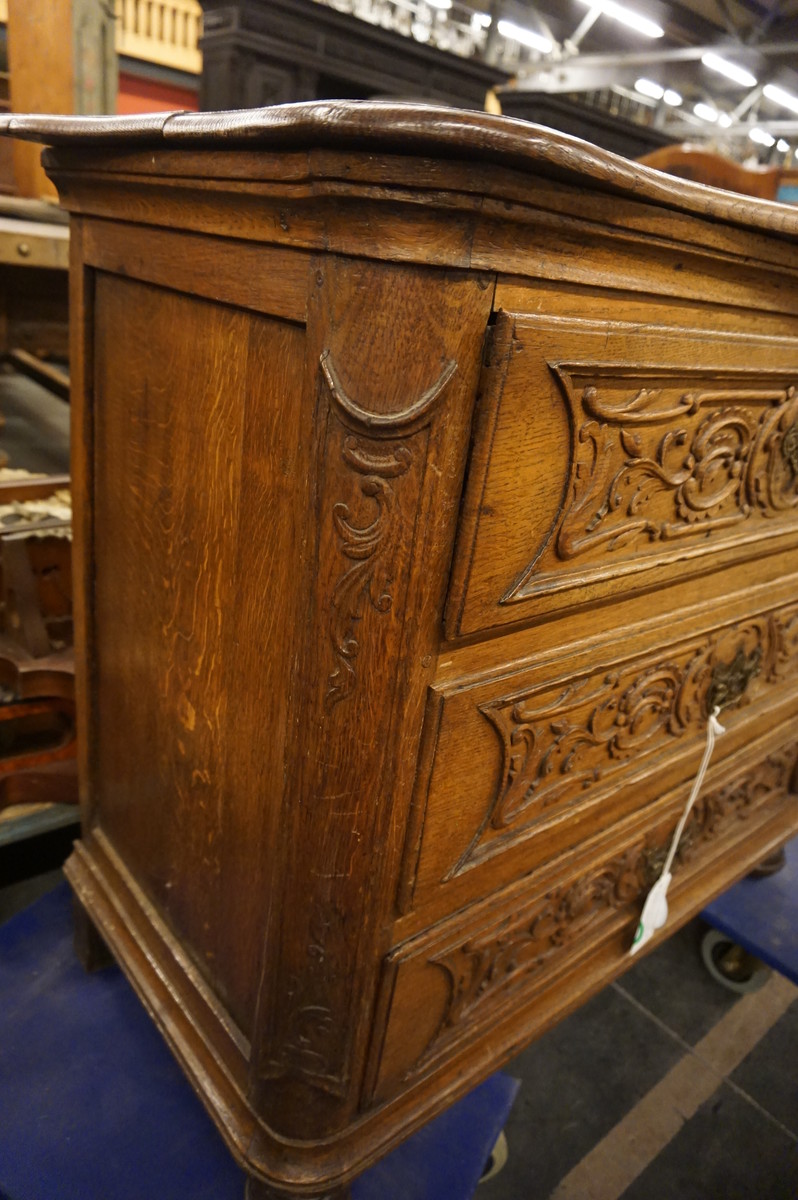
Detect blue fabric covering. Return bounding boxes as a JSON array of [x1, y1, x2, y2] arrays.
[[0, 882, 518, 1200], [702, 834, 798, 985]]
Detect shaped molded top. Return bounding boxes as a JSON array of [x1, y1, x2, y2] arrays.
[[1, 101, 798, 239]]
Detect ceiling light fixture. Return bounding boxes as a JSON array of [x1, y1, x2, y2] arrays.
[[763, 83, 798, 115], [777, 138, 791, 153], [634, 77, 664, 100], [694, 102, 719, 122], [718, 113, 733, 127], [470, 11, 491, 31], [497, 18, 553, 53], [749, 127, 776, 147], [701, 52, 757, 89], [663, 89, 682, 106], [575, 1, 663, 39]]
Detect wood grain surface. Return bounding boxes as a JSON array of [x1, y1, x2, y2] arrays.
[[2, 103, 793, 1198]]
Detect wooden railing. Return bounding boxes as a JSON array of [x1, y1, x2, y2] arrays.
[[115, 0, 202, 74], [0, 1, 201, 75]]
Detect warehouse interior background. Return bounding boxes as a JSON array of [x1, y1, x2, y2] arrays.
[[0, 3, 796, 1200]]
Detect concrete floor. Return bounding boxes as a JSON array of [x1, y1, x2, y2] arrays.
[[482, 917, 798, 1200], [1, 373, 796, 1200]]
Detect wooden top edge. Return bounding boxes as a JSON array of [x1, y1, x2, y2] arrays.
[[1, 101, 798, 238]]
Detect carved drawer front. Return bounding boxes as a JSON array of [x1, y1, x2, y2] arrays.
[[376, 733, 798, 1105], [404, 587, 798, 913], [446, 312, 798, 638]]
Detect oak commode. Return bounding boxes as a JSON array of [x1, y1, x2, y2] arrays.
[[3, 103, 798, 1199]]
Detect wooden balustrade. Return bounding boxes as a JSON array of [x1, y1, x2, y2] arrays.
[[0, 1, 201, 75], [115, 0, 201, 74]]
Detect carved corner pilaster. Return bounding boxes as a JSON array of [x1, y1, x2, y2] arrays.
[[249, 257, 494, 1139], [319, 350, 457, 710]]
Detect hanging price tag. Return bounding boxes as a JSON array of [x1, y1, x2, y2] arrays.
[[630, 708, 725, 957]]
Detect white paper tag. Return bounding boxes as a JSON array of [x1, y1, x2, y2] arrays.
[[630, 871, 672, 956]]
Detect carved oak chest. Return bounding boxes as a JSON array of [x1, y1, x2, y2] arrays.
[[3, 104, 797, 1199]]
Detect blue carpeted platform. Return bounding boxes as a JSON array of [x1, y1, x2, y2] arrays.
[[0, 882, 518, 1200], [702, 834, 798, 985]]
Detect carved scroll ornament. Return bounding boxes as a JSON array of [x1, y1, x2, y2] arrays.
[[507, 371, 798, 605], [555, 379, 798, 561], [325, 437, 412, 708], [462, 603, 798, 869], [412, 745, 796, 1076], [782, 417, 798, 477], [262, 902, 350, 1094], [320, 351, 457, 708]]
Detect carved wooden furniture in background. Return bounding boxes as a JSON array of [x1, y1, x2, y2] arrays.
[[198, 0, 508, 110], [0, 71, 13, 196], [0, 197, 69, 361], [499, 90, 672, 159], [0, 197, 70, 461], [117, 0, 203, 77], [6, 0, 117, 200], [0, 471, 75, 811], [641, 143, 798, 207], [639, 142, 783, 200], [3, 104, 798, 1199]]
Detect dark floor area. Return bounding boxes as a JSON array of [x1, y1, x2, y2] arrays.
[[479, 916, 798, 1200]]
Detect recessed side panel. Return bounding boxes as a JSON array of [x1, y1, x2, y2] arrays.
[[446, 313, 798, 638], [91, 271, 307, 1039]]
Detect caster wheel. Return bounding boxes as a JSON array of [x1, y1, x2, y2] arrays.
[[748, 848, 787, 879], [479, 1130, 508, 1184], [701, 928, 771, 995]]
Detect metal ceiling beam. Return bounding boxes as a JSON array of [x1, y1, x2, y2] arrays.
[[731, 84, 763, 120], [661, 119, 798, 134], [511, 40, 798, 94]]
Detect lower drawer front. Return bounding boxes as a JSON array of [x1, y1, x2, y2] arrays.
[[372, 731, 797, 1105], [407, 589, 798, 910]]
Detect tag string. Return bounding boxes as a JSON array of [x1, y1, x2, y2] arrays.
[[659, 706, 725, 882], [630, 706, 726, 957]]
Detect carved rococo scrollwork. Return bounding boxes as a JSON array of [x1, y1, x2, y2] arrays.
[[782, 417, 798, 477], [433, 848, 642, 1035], [640, 750, 792, 884], [463, 603, 798, 869], [326, 438, 412, 708], [413, 745, 796, 1076], [554, 375, 798, 561], [262, 902, 350, 1094], [320, 351, 457, 708]]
